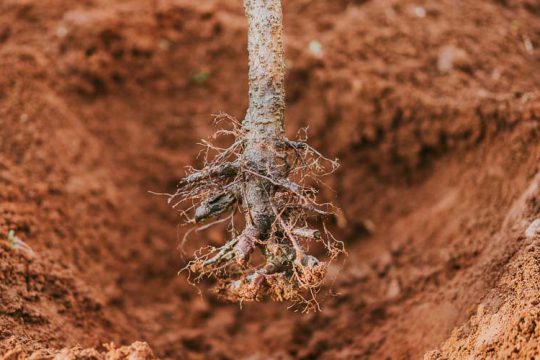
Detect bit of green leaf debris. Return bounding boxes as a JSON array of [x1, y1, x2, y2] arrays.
[[193, 70, 211, 84]]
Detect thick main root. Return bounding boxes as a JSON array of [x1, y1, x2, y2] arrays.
[[165, 115, 342, 312]]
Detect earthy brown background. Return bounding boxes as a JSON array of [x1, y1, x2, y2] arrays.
[[1, 0, 539, 358]]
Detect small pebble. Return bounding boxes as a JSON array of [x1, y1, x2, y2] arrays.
[[437, 46, 469, 73], [413, 6, 426, 18], [158, 38, 171, 51], [56, 26, 68, 38], [523, 37, 534, 54], [308, 40, 323, 58], [525, 219, 540, 238], [386, 278, 401, 298]]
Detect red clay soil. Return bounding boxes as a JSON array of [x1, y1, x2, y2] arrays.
[[1, 0, 539, 359]]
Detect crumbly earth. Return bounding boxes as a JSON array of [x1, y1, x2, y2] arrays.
[[0, 0, 539, 359]]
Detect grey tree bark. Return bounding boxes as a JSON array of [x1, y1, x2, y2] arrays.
[[236, 0, 286, 259]]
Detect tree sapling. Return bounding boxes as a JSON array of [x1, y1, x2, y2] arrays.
[[167, 0, 341, 311]]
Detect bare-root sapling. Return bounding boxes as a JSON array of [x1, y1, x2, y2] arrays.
[[164, 0, 342, 312]]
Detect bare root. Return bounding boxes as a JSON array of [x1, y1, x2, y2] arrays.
[[162, 115, 342, 312]]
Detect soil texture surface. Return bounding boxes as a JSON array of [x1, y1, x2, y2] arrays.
[[1, 0, 539, 359]]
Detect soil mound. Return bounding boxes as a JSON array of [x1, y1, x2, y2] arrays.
[[1, 0, 539, 358]]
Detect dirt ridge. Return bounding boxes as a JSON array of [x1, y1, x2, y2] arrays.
[[1, 0, 539, 358]]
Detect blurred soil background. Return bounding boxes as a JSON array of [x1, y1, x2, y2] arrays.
[[0, 0, 539, 358]]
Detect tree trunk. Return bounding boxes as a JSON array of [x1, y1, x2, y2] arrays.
[[237, 0, 286, 256]]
